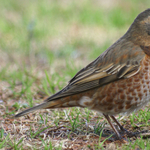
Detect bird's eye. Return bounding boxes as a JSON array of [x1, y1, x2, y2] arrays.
[[147, 26, 150, 35], [148, 31, 150, 35]]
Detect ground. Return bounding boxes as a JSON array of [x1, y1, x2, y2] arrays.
[[1, 0, 150, 149]]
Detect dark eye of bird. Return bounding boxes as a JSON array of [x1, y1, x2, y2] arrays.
[[148, 31, 150, 35]]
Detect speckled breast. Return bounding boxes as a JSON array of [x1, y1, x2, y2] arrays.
[[90, 55, 150, 115]]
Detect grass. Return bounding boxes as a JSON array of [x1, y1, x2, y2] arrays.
[[1, 0, 150, 149]]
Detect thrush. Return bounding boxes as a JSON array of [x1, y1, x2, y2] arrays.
[[15, 9, 150, 139]]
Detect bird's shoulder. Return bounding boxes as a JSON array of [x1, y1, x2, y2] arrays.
[[46, 38, 145, 101], [69, 38, 145, 85]]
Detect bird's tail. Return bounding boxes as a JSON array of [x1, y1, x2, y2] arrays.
[[14, 96, 78, 118], [14, 102, 49, 117]]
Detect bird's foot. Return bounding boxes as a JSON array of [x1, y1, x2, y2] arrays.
[[119, 126, 137, 138]]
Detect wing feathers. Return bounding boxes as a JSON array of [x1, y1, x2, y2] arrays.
[[45, 60, 141, 102], [75, 72, 108, 84]]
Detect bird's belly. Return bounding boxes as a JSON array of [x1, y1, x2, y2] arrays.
[[84, 56, 150, 115]]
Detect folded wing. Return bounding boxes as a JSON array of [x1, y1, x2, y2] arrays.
[[45, 40, 145, 102]]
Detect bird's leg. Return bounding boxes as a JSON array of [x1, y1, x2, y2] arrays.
[[110, 115, 137, 138], [110, 116, 125, 131], [103, 114, 121, 139]]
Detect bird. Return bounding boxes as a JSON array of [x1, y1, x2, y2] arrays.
[[15, 8, 150, 139]]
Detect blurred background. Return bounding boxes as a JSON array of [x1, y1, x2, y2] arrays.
[[1, 0, 149, 70], [0, 0, 149, 106]]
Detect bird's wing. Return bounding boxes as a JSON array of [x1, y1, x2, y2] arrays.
[[45, 40, 145, 102]]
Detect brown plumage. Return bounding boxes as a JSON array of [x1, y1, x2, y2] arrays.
[[15, 9, 150, 139]]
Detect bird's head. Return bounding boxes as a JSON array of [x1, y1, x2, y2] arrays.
[[126, 9, 150, 48]]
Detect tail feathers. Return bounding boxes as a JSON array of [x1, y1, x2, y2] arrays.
[[14, 98, 70, 118], [14, 102, 49, 118]]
